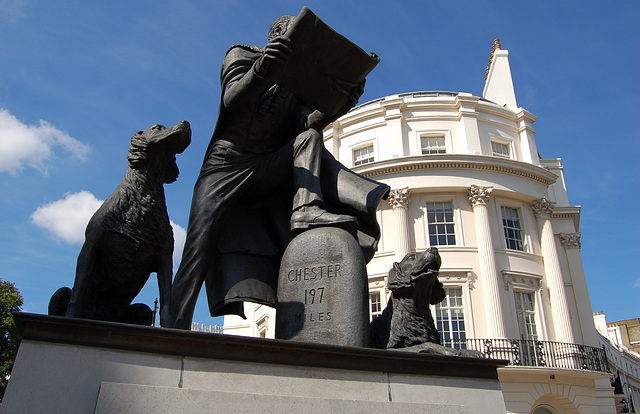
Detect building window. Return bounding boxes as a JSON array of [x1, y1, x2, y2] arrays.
[[514, 292, 537, 340], [353, 145, 374, 166], [256, 315, 268, 338], [514, 291, 539, 365], [369, 291, 382, 321], [435, 288, 466, 349], [501, 206, 524, 251], [426, 202, 456, 246], [491, 140, 510, 158], [421, 136, 446, 154]]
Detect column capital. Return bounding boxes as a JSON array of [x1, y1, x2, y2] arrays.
[[532, 197, 555, 219], [559, 232, 581, 249], [388, 188, 410, 209], [468, 185, 492, 207]]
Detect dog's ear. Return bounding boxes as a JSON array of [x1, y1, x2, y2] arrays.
[[388, 261, 411, 291], [429, 279, 446, 305], [127, 131, 149, 168]]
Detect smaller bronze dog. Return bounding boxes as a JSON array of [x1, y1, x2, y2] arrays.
[[370, 248, 445, 349], [49, 121, 191, 326]]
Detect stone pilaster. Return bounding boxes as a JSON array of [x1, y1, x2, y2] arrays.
[[388, 188, 411, 261], [533, 198, 575, 344], [468, 185, 506, 338], [558, 231, 595, 345]]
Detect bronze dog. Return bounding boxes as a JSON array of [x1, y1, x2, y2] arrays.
[[370, 248, 445, 349], [49, 121, 191, 326]]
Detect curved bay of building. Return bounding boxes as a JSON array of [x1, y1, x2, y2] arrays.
[[327, 90, 588, 344]]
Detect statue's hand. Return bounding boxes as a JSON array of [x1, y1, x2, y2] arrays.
[[332, 79, 366, 118], [256, 36, 292, 77]]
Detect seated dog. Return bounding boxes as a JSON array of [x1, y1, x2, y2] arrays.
[[48, 121, 191, 327], [370, 248, 482, 357], [370, 248, 444, 349]]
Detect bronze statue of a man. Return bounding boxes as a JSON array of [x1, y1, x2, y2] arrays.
[[169, 16, 389, 329]]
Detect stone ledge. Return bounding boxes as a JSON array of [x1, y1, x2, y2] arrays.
[[14, 312, 506, 380]]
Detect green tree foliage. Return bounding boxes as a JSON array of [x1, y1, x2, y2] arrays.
[[0, 279, 23, 402]]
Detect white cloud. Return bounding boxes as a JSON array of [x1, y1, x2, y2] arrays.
[[31, 191, 103, 244], [170, 220, 186, 272], [0, 0, 29, 24], [0, 108, 90, 175], [634, 279, 640, 288], [31, 191, 187, 270]]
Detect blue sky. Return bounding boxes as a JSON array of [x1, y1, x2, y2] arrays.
[[1, 1, 638, 327]]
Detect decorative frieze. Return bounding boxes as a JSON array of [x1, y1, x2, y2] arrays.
[[559, 233, 581, 249], [532, 198, 555, 219], [468, 185, 492, 207], [387, 187, 410, 209], [356, 156, 558, 186]]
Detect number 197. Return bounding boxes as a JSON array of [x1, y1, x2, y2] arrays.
[[304, 287, 324, 304]]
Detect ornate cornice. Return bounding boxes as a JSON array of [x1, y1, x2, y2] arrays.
[[532, 197, 555, 219], [439, 269, 474, 290], [559, 233, 581, 249], [468, 185, 492, 207], [501, 270, 542, 291], [388, 188, 410, 209], [353, 154, 558, 186]]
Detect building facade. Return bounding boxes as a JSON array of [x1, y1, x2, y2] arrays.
[[595, 312, 640, 413], [223, 41, 617, 413]]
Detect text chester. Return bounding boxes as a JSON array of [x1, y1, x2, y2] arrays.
[[287, 264, 342, 282]]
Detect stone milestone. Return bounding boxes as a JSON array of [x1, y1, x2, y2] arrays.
[[276, 227, 369, 347]]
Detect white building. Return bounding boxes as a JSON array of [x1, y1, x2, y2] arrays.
[[223, 40, 618, 413], [595, 312, 640, 413]]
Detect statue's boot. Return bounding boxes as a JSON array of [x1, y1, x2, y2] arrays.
[[290, 205, 358, 236]]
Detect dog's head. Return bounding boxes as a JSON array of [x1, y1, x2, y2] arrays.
[[388, 247, 442, 299], [127, 120, 191, 183], [394, 248, 441, 282]]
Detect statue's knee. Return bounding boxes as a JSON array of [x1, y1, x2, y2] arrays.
[[297, 129, 322, 146], [307, 129, 322, 141]]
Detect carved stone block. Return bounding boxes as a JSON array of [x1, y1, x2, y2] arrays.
[[276, 227, 369, 346]]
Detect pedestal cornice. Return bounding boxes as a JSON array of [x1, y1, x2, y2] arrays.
[[13, 313, 506, 380]]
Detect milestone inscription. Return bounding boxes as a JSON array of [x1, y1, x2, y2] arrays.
[[276, 227, 369, 346], [287, 264, 342, 282]]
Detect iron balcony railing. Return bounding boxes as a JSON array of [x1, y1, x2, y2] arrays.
[[448, 338, 610, 373]]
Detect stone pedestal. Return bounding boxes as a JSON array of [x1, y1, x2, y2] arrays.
[[2, 313, 508, 414], [276, 227, 369, 347]]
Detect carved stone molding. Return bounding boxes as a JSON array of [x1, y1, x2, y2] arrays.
[[501, 270, 542, 291], [355, 155, 558, 186], [468, 185, 492, 207], [532, 198, 555, 219], [559, 232, 581, 249], [439, 270, 474, 290], [388, 187, 410, 209]]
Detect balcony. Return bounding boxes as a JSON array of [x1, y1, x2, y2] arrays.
[[449, 338, 609, 373]]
